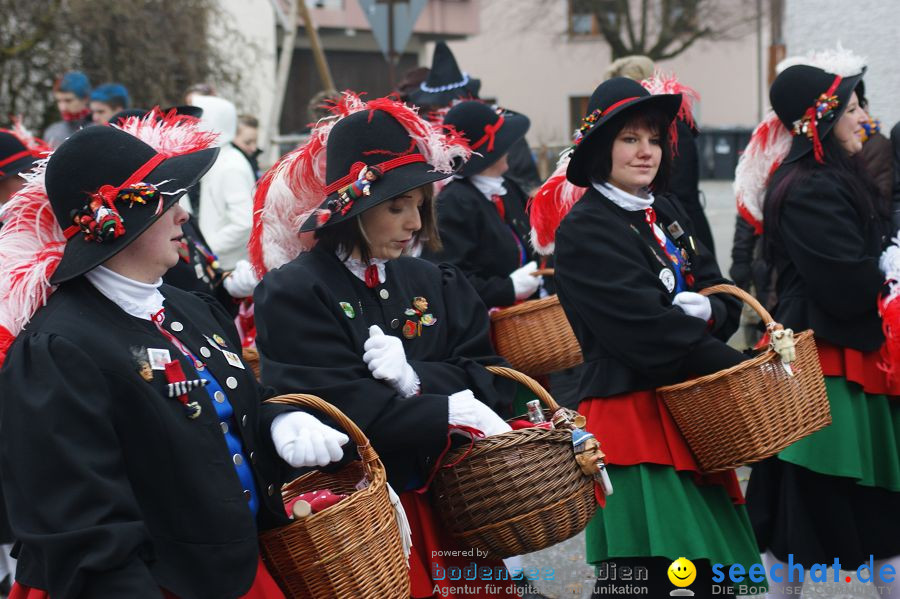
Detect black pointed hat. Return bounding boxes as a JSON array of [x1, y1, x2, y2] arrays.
[[406, 41, 481, 109]]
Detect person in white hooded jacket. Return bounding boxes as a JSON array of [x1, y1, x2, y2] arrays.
[[190, 95, 255, 270]]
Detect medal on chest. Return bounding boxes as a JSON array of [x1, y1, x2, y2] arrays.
[[402, 296, 437, 339]]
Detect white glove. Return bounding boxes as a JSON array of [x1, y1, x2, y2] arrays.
[[447, 389, 512, 437], [363, 325, 420, 397], [879, 241, 900, 277], [509, 260, 542, 301], [673, 291, 712, 321], [223, 259, 259, 298], [270, 411, 350, 468]]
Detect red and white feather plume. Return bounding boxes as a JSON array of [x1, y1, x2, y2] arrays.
[[529, 70, 698, 256], [733, 112, 792, 235], [0, 109, 217, 365], [249, 92, 470, 276]]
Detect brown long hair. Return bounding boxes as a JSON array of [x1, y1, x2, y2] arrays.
[[314, 184, 441, 262]]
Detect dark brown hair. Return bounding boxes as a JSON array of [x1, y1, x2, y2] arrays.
[[315, 184, 441, 262], [586, 106, 673, 193]]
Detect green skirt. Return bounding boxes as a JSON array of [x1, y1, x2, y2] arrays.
[[585, 463, 761, 570], [778, 376, 900, 491]]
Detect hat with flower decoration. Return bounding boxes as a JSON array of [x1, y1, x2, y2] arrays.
[[566, 77, 681, 187], [0, 108, 220, 364], [770, 64, 865, 165], [249, 92, 470, 275], [45, 125, 218, 284]]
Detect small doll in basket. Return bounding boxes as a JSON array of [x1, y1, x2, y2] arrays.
[[252, 93, 522, 598], [531, 74, 764, 596], [0, 120, 350, 598], [420, 100, 543, 309]]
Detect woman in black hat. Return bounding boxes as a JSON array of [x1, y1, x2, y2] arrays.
[[0, 123, 351, 598], [252, 93, 520, 598], [746, 64, 900, 596], [544, 77, 762, 597], [421, 100, 541, 309]]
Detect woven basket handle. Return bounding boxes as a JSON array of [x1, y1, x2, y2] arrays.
[[533, 268, 554, 277], [699, 283, 779, 329], [263, 394, 380, 467], [485, 365, 560, 410]]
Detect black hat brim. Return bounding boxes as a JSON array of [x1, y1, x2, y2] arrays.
[[299, 161, 454, 233], [0, 155, 37, 181], [405, 78, 481, 109], [458, 112, 530, 177], [50, 147, 219, 284], [566, 94, 682, 187], [782, 71, 865, 164]]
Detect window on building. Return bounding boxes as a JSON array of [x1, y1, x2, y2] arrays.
[[568, 0, 619, 37]]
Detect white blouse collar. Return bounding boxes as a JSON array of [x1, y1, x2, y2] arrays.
[[341, 254, 388, 285], [469, 174, 507, 201], [592, 181, 654, 211], [84, 265, 165, 321]]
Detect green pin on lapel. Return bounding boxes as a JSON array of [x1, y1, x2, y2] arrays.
[[339, 301, 356, 319]]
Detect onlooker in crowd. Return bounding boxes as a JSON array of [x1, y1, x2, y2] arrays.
[[855, 79, 892, 209], [189, 95, 255, 270], [43, 71, 92, 149], [233, 114, 262, 179], [89, 83, 131, 125]]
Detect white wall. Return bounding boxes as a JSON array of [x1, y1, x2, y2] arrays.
[[784, 0, 900, 129]]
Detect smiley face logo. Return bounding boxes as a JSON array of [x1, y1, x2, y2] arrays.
[[667, 557, 696, 588]]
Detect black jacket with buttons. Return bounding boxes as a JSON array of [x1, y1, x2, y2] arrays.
[[0, 278, 289, 599], [422, 176, 537, 308], [254, 247, 514, 492], [554, 188, 743, 400]]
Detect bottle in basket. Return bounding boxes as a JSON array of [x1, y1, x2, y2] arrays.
[[526, 399, 553, 430]]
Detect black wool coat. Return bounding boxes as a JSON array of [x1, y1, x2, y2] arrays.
[[254, 247, 514, 492], [554, 188, 742, 401], [766, 168, 888, 352], [422, 177, 536, 309], [0, 279, 289, 599]]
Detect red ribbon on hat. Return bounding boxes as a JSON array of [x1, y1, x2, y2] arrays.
[[63, 153, 167, 240], [797, 74, 843, 164], [0, 150, 33, 176], [471, 114, 505, 152], [323, 154, 427, 195]]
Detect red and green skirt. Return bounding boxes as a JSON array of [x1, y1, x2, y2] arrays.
[[746, 342, 900, 567]]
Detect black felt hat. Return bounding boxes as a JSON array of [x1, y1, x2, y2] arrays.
[[299, 108, 456, 232], [406, 41, 481, 108], [0, 130, 43, 181], [445, 101, 530, 176], [566, 77, 681, 187], [47, 126, 218, 284], [770, 64, 865, 164]]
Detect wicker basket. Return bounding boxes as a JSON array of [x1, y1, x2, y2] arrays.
[[242, 346, 261, 380], [490, 269, 583, 376], [259, 394, 410, 598], [430, 366, 598, 559], [657, 284, 832, 473]]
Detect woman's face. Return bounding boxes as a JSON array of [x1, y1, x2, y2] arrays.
[[358, 187, 424, 260], [832, 91, 869, 156], [103, 202, 189, 283], [607, 123, 661, 195]]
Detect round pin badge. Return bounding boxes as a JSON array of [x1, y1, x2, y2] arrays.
[[659, 268, 676, 292]]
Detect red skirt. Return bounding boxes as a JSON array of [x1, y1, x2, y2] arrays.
[[401, 492, 521, 599], [579, 389, 744, 503], [817, 340, 900, 396], [9, 556, 284, 599]]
